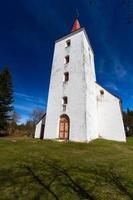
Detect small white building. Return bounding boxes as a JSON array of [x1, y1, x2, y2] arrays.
[[35, 19, 126, 142]]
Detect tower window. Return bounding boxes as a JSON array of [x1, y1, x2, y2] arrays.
[[65, 40, 71, 48], [100, 90, 104, 95], [64, 55, 69, 64], [62, 96, 68, 105], [64, 72, 69, 82]]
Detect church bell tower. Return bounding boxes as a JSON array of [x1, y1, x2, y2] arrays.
[[44, 19, 98, 142]]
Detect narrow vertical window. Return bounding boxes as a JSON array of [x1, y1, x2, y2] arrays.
[[62, 96, 68, 105], [64, 55, 70, 64], [64, 72, 69, 82], [65, 40, 71, 48]]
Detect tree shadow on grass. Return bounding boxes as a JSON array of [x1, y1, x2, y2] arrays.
[[82, 165, 133, 200], [0, 160, 133, 200], [20, 160, 133, 200], [21, 161, 95, 200]]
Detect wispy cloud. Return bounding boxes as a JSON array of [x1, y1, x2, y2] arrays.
[[14, 92, 45, 105], [14, 92, 46, 123], [105, 82, 119, 91], [113, 60, 127, 78], [17, 114, 29, 124], [99, 58, 127, 79], [14, 104, 33, 112]]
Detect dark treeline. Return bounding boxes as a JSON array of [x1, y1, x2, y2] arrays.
[[0, 66, 14, 135], [123, 109, 133, 136]]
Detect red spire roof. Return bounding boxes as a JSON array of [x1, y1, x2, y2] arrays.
[[71, 19, 81, 32]]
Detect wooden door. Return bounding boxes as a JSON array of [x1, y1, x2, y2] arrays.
[[59, 116, 69, 139]]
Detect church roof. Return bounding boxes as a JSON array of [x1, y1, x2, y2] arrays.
[[35, 113, 46, 125], [71, 19, 81, 32]]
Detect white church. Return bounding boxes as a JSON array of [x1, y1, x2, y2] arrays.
[[35, 19, 126, 142]]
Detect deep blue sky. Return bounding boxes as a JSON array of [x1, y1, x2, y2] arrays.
[[0, 0, 133, 123]]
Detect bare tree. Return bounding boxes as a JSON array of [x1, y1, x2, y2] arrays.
[[29, 108, 45, 137], [12, 111, 21, 124], [30, 108, 44, 125], [9, 111, 21, 134]]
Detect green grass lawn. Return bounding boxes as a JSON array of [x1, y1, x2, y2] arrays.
[[0, 137, 133, 200]]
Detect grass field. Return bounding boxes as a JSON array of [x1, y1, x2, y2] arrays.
[[0, 137, 133, 200]]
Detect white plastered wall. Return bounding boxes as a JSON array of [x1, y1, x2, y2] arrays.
[[44, 30, 93, 142], [34, 120, 42, 138], [96, 83, 126, 142], [43, 28, 126, 143], [82, 32, 98, 141]]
